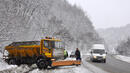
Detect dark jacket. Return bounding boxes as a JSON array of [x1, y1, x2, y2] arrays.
[[75, 50, 81, 58]]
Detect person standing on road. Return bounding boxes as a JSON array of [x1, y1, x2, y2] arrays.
[[75, 48, 81, 60], [64, 49, 68, 59]]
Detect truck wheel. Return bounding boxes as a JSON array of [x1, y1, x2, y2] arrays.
[[37, 59, 48, 69], [8, 59, 16, 65]]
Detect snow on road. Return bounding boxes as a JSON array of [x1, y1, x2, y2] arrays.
[[83, 60, 109, 73], [114, 55, 130, 63], [0, 58, 109, 73], [0, 53, 17, 71], [30, 56, 109, 73], [30, 65, 92, 73], [82, 55, 109, 73], [29, 57, 93, 73], [0, 60, 17, 71], [0, 53, 109, 73]]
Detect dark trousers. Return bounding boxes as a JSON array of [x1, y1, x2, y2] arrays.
[[76, 57, 81, 60]]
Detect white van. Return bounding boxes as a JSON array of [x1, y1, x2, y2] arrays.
[[90, 44, 107, 63]]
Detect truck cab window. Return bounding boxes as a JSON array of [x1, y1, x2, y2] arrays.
[[51, 41, 55, 48], [44, 40, 49, 48], [55, 41, 63, 49]]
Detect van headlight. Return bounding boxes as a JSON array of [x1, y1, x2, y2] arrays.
[[93, 56, 97, 58], [103, 56, 106, 59]]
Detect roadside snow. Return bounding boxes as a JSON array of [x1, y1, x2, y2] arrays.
[[30, 65, 93, 73], [0, 53, 17, 71], [30, 55, 109, 73], [0, 52, 109, 73], [0, 61, 17, 71], [64, 57, 76, 60], [114, 55, 130, 63], [30, 56, 93, 73]]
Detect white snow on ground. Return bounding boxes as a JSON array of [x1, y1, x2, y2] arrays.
[[83, 60, 109, 73], [30, 64, 93, 73], [0, 60, 17, 71], [64, 57, 76, 60], [29, 56, 109, 73], [0, 52, 109, 73], [83, 55, 110, 73], [73, 65, 92, 73], [0, 53, 3, 58], [0, 53, 17, 71], [114, 55, 130, 63]]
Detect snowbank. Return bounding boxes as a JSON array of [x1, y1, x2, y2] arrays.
[[0, 53, 17, 71], [30, 64, 93, 73], [0, 61, 17, 71], [0, 51, 109, 73], [115, 55, 130, 63]]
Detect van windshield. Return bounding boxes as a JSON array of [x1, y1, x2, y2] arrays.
[[93, 49, 105, 54]]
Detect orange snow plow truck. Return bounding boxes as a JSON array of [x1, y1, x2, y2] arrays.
[[3, 37, 81, 69]]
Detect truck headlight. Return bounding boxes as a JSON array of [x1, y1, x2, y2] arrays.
[[93, 56, 97, 58], [103, 56, 106, 59], [4, 50, 9, 56]]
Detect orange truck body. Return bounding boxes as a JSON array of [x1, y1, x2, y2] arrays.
[[3, 38, 81, 69], [52, 60, 81, 66], [5, 45, 40, 58]]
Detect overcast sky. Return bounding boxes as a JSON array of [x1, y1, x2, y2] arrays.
[[67, 0, 130, 29]]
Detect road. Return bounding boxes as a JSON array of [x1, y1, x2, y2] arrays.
[[1, 54, 130, 73], [87, 54, 130, 73]]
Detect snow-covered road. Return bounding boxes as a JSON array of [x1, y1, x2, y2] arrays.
[[88, 54, 130, 73], [0, 55, 109, 73]]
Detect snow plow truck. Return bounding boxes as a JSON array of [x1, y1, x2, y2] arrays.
[[3, 37, 81, 69]]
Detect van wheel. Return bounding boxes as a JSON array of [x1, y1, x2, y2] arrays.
[[8, 59, 16, 65], [36, 59, 48, 69], [103, 59, 106, 63], [90, 58, 94, 62]]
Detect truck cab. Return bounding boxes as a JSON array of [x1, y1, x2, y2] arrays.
[[40, 38, 64, 60], [90, 44, 107, 63]]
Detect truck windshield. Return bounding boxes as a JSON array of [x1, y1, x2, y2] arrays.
[[44, 40, 63, 49], [93, 49, 105, 54], [52, 41, 63, 49]]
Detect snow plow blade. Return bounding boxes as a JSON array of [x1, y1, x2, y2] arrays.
[[52, 60, 81, 67]]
